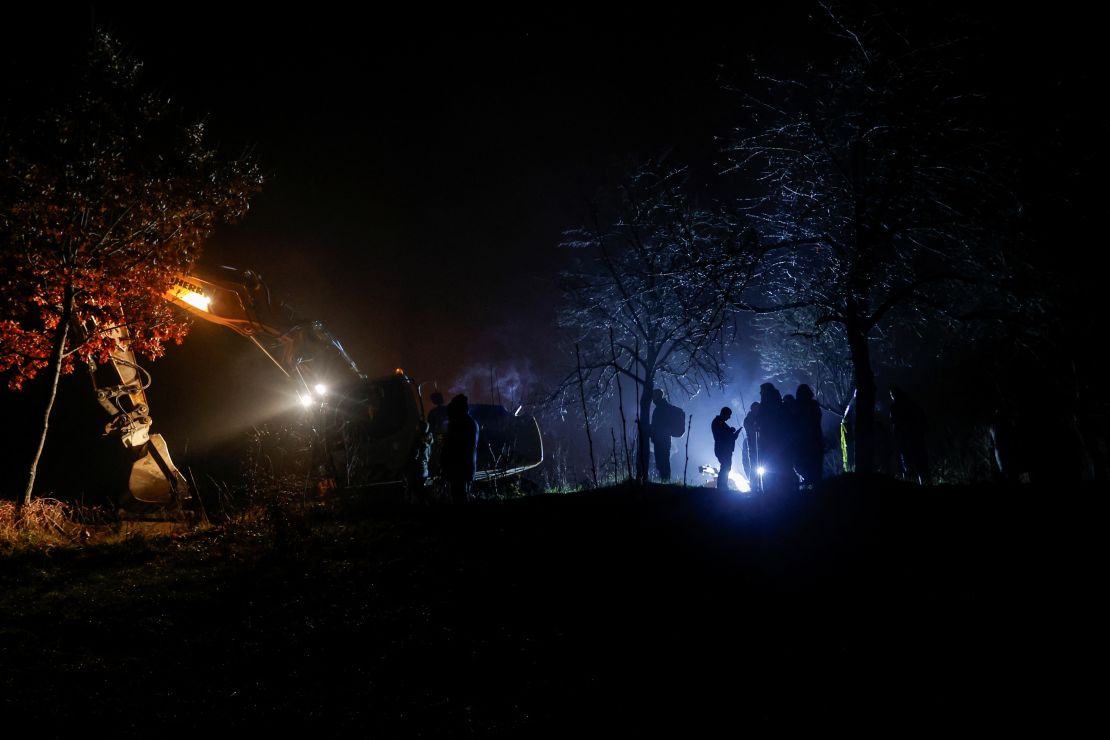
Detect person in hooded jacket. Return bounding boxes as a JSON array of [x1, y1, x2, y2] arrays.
[[794, 384, 824, 488], [443, 394, 480, 504]]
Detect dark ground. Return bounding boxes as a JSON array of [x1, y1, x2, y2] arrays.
[[1, 477, 1104, 734]]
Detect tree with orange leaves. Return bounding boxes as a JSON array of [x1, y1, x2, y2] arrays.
[[1, 32, 262, 506]]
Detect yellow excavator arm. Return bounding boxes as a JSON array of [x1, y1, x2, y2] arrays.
[[93, 265, 366, 518], [164, 265, 365, 393], [87, 321, 190, 517], [93, 264, 542, 519]]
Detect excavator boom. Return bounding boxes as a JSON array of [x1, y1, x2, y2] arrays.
[[94, 264, 542, 518], [87, 322, 190, 517], [165, 266, 364, 392]]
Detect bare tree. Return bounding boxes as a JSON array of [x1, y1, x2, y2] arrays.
[[754, 309, 857, 417], [557, 160, 760, 482], [725, 6, 1017, 472]]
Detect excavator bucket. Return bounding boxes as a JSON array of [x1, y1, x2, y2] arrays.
[[123, 433, 192, 516], [128, 452, 174, 504]]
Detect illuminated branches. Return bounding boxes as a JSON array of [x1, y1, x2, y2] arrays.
[[1, 31, 263, 502], [726, 6, 1017, 472], [558, 160, 760, 481], [754, 309, 857, 417]]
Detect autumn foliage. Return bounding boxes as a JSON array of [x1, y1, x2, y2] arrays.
[[1, 31, 262, 505], [0, 31, 263, 390]]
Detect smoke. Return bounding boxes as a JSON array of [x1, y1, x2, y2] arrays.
[[450, 360, 540, 409]]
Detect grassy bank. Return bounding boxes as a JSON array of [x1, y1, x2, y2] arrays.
[[1, 477, 1102, 733]]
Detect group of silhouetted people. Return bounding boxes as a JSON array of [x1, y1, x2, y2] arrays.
[[427, 391, 479, 504], [647, 378, 948, 489], [713, 382, 825, 493]]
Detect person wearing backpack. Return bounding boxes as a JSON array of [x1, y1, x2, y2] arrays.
[[650, 388, 685, 481]]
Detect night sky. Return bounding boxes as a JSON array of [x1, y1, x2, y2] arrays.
[[6, 9, 780, 385], [3, 8, 791, 449], [3, 5, 1105, 480]]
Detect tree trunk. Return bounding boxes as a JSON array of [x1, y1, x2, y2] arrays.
[[610, 328, 632, 481], [638, 379, 654, 483], [575, 344, 598, 488], [21, 287, 74, 509], [847, 322, 876, 474]]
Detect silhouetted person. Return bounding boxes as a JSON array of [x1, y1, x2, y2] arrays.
[[712, 407, 742, 490], [443, 394, 479, 504], [650, 388, 684, 481], [427, 391, 448, 478], [742, 401, 760, 481], [782, 393, 799, 480], [758, 382, 793, 493], [794, 384, 823, 488], [840, 390, 855, 473], [889, 386, 929, 484]]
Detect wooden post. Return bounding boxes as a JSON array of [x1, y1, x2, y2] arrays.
[[575, 344, 598, 489]]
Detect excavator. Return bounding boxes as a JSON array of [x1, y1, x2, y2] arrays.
[[90, 264, 543, 519]]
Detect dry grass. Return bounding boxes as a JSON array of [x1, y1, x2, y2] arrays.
[[1, 481, 315, 556], [0, 497, 112, 552]]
